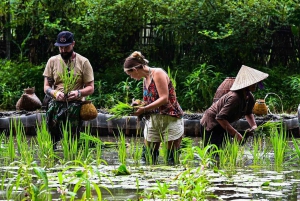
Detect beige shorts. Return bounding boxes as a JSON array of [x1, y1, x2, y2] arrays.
[[143, 114, 184, 142]]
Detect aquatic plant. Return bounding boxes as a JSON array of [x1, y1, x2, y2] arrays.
[[112, 164, 131, 176]]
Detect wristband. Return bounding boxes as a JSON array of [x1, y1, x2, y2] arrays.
[[53, 90, 59, 98], [77, 90, 81, 98], [46, 88, 52, 96]]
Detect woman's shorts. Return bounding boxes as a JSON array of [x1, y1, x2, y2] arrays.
[[143, 114, 184, 142]]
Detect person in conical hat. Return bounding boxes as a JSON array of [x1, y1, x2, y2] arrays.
[[200, 65, 268, 148]]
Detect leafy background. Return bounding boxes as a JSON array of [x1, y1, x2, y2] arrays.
[[0, 0, 300, 113]]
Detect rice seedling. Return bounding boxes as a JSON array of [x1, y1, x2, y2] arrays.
[[160, 130, 169, 165], [14, 119, 35, 166], [6, 161, 39, 200], [129, 138, 143, 166], [62, 158, 113, 201], [176, 166, 217, 200], [35, 118, 55, 167], [8, 121, 15, 163], [61, 121, 79, 162], [190, 144, 219, 168], [58, 59, 79, 95], [269, 121, 288, 169], [108, 101, 134, 120], [250, 135, 264, 165], [151, 180, 173, 199], [291, 137, 300, 162], [218, 135, 243, 169], [79, 132, 104, 165], [116, 128, 127, 165]]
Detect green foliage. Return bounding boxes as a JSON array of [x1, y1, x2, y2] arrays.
[[180, 63, 223, 111], [0, 59, 44, 109]]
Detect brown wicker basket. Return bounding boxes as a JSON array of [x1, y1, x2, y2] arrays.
[[213, 77, 235, 102], [253, 99, 268, 116], [16, 87, 42, 111], [80, 101, 98, 121]]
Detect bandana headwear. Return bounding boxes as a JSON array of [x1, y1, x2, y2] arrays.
[[230, 65, 269, 91]]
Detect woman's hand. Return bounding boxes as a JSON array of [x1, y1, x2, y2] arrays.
[[133, 106, 145, 117], [234, 132, 243, 142]]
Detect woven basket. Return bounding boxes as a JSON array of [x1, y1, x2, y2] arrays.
[[16, 87, 42, 111], [213, 77, 235, 102], [80, 101, 98, 121], [253, 99, 268, 116]]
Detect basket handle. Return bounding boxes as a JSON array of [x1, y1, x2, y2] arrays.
[[263, 92, 283, 114]]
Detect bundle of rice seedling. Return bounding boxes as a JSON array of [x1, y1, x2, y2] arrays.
[[108, 101, 134, 120]]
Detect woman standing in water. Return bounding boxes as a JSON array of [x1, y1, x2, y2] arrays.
[[123, 51, 184, 165]]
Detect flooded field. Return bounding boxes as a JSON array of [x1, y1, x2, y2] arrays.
[[1, 125, 300, 201]]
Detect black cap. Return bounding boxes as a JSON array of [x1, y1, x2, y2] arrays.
[[54, 31, 74, 46]]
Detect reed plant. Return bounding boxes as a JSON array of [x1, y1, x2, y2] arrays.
[[35, 118, 55, 167], [269, 121, 288, 169]]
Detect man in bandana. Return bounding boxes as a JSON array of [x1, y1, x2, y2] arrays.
[[43, 31, 94, 150]]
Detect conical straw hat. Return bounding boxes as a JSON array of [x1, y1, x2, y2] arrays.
[[230, 65, 269, 91]]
